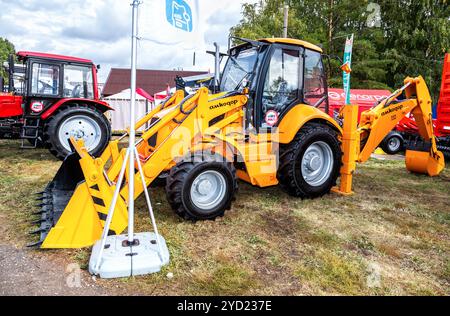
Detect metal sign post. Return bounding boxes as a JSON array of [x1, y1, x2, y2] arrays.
[[88, 0, 170, 279]]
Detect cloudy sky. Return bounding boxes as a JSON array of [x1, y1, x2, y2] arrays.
[[0, 0, 257, 82]]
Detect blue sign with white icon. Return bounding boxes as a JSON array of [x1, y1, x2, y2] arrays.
[[166, 0, 193, 32]]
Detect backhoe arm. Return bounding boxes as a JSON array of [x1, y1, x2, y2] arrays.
[[358, 76, 439, 163], [334, 76, 445, 196]]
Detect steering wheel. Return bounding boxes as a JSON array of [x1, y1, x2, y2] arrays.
[[272, 81, 289, 107], [72, 84, 81, 98], [38, 80, 52, 94]]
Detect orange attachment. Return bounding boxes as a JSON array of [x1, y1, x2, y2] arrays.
[[340, 62, 352, 74], [405, 149, 445, 176], [332, 104, 359, 195]]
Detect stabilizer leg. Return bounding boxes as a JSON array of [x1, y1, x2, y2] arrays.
[[332, 104, 359, 195]]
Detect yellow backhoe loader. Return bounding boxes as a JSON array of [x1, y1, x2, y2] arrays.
[[30, 38, 445, 248]]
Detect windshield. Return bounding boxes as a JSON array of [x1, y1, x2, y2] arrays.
[[220, 47, 258, 92], [63, 65, 94, 99]]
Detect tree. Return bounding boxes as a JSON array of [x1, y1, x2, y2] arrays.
[[231, 0, 449, 101], [0, 38, 15, 85], [379, 0, 450, 100]]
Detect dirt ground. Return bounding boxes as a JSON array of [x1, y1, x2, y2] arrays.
[[0, 140, 449, 296]]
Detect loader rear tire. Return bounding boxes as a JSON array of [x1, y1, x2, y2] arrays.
[[43, 104, 111, 160], [165, 153, 237, 221], [277, 122, 341, 198]]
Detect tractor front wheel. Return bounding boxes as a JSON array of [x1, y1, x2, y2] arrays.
[[165, 154, 238, 221], [277, 122, 342, 198], [43, 104, 111, 160]]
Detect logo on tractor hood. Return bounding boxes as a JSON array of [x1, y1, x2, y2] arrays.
[[30, 101, 44, 113]]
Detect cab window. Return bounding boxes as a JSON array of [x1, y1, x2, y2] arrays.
[[63, 65, 94, 98], [304, 49, 326, 107], [31, 63, 60, 96], [261, 48, 301, 123]]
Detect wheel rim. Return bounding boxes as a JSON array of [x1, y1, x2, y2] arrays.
[[388, 137, 401, 152], [190, 170, 227, 211], [301, 141, 334, 187], [58, 115, 102, 152]]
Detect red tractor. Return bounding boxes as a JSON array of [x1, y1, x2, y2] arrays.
[[0, 51, 111, 159]]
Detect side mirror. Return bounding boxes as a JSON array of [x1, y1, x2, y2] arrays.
[[96, 64, 101, 70]]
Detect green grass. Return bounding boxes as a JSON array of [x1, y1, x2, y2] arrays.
[[0, 139, 449, 295]]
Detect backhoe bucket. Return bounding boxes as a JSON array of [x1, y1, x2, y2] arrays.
[[30, 141, 129, 248], [405, 149, 445, 176]]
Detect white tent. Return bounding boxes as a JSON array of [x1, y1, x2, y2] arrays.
[[104, 88, 153, 132]]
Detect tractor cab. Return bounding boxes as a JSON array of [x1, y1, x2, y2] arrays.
[[1, 52, 100, 119], [13, 52, 97, 98], [0, 52, 111, 159], [220, 38, 329, 130]]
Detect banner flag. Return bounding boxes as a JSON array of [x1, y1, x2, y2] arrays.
[[342, 34, 354, 105], [140, 0, 204, 50]]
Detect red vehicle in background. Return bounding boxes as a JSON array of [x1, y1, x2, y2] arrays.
[[0, 51, 111, 159], [382, 53, 450, 157]]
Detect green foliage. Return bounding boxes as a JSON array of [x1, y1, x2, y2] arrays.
[[0, 38, 15, 85], [231, 0, 450, 101]]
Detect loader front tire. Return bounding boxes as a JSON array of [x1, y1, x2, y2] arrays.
[[165, 154, 238, 221], [277, 122, 341, 198], [43, 104, 111, 160]]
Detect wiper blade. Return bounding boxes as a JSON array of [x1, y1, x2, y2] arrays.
[[229, 56, 249, 75]]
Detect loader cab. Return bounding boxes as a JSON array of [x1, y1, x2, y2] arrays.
[[220, 38, 328, 130]]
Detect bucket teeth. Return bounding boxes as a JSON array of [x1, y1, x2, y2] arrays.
[[26, 240, 43, 248], [29, 228, 46, 235], [29, 192, 54, 246], [35, 203, 51, 208], [29, 153, 85, 248]]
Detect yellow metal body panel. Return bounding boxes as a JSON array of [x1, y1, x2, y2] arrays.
[[277, 104, 342, 144]]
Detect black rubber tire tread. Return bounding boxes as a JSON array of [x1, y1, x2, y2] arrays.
[[380, 131, 404, 155], [43, 104, 111, 160], [277, 122, 342, 198], [165, 153, 238, 221]]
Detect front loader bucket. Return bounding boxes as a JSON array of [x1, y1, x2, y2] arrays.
[[30, 141, 129, 248], [405, 149, 445, 176], [30, 152, 85, 247]]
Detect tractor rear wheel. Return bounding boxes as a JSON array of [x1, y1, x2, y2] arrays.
[[165, 154, 238, 220], [43, 104, 111, 160], [277, 122, 341, 198]]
